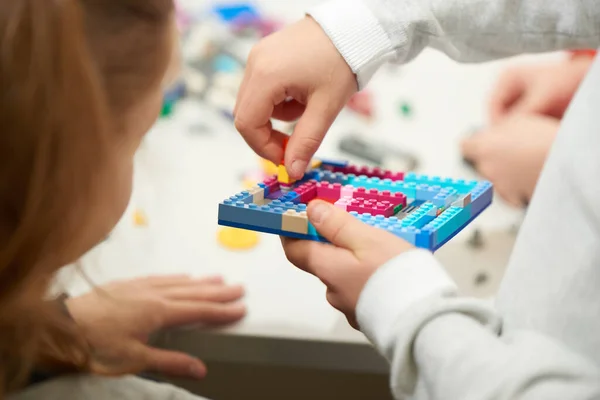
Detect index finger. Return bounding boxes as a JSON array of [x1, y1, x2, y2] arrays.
[[234, 75, 288, 164]]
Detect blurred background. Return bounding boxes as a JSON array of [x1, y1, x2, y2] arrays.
[[55, 1, 560, 399]]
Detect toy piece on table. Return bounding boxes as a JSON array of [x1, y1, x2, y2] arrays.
[[133, 209, 148, 227], [398, 100, 413, 118], [217, 227, 259, 250], [346, 91, 373, 119], [218, 159, 493, 252], [161, 80, 187, 117]]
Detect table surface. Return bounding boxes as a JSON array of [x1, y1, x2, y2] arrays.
[[56, 0, 555, 371]]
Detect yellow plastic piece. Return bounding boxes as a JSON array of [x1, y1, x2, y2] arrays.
[[310, 159, 323, 169], [217, 227, 259, 250], [133, 209, 148, 227], [277, 164, 293, 185]]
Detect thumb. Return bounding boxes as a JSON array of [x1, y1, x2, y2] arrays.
[[143, 345, 207, 380], [307, 200, 377, 250], [285, 91, 345, 179]]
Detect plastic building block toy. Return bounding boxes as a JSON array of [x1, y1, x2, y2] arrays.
[[218, 160, 493, 251]]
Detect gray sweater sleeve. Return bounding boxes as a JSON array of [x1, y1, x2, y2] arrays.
[[308, 0, 600, 87], [354, 250, 600, 399]]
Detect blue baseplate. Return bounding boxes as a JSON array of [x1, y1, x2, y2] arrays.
[[218, 162, 493, 252]]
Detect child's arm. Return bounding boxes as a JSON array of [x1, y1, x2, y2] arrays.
[[282, 201, 600, 399], [359, 251, 600, 399], [309, 0, 600, 88]]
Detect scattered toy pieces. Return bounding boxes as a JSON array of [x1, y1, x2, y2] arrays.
[[133, 209, 148, 227], [217, 226, 259, 250]]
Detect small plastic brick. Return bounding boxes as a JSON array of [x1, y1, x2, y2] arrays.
[[316, 182, 342, 200], [346, 198, 396, 217], [334, 196, 353, 211], [279, 191, 300, 204], [341, 184, 356, 198], [294, 181, 318, 203], [416, 184, 443, 202], [383, 170, 405, 181], [282, 210, 309, 234], [278, 164, 293, 185], [470, 181, 493, 216], [432, 187, 458, 208], [400, 202, 437, 228], [319, 159, 349, 170], [399, 101, 413, 118], [248, 185, 265, 204], [133, 209, 148, 227], [451, 193, 472, 208]]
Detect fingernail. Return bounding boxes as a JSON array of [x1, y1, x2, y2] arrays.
[[290, 160, 307, 178], [310, 202, 330, 224], [190, 364, 206, 379]]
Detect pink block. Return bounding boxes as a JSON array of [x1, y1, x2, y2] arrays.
[[316, 182, 342, 199], [341, 185, 356, 198], [334, 196, 353, 211]]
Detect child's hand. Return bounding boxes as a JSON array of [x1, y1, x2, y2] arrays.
[[489, 57, 593, 123], [234, 17, 357, 180], [66, 275, 245, 379], [462, 114, 558, 207], [281, 201, 414, 328]]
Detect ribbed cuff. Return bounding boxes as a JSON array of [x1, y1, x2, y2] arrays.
[[308, 0, 396, 89], [356, 249, 457, 353]]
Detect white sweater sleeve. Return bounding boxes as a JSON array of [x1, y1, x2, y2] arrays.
[[356, 250, 600, 399], [308, 0, 600, 88]]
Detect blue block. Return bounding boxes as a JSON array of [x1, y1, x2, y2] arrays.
[[308, 222, 319, 237], [212, 3, 260, 22], [390, 226, 419, 245], [416, 227, 434, 249], [318, 171, 348, 185], [258, 182, 269, 197], [404, 172, 478, 194], [401, 202, 437, 228], [432, 187, 458, 208], [470, 181, 493, 216], [218, 201, 285, 230], [319, 159, 349, 169], [279, 191, 300, 203], [416, 184, 442, 202], [229, 191, 254, 204]]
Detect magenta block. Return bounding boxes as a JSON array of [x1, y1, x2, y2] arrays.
[[384, 171, 405, 181], [346, 198, 395, 217], [262, 175, 280, 193], [295, 181, 318, 203], [316, 182, 342, 200]]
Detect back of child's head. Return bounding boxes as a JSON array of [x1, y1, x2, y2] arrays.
[[0, 0, 176, 394]]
